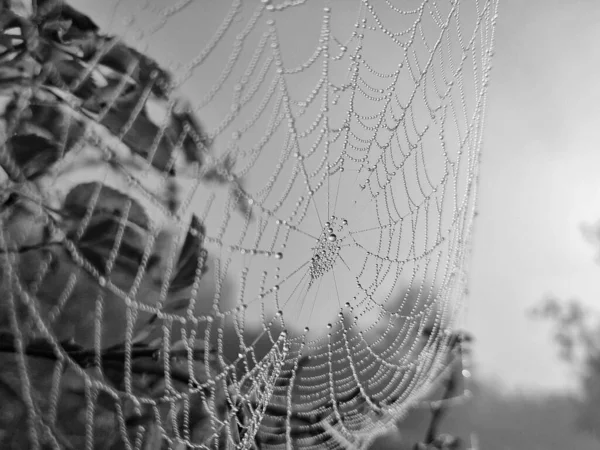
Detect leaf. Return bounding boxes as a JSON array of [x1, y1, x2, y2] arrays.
[[64, 183, 149, 229], [8, 134, 61, 179], [36, 0, 99, 34], [40, 18, 72, 40], [98, 99, 196, 176], [0, 33, 14, 50], [74, 213, 147, 267], [23, 102, 87, 153], [130, 293, 202, 346], [169, 215, 207, 292]]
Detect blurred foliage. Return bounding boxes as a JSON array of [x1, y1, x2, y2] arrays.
[[371, 380, 600, 450], [530, 297, 600, 439], [529, 219, 600, 439], [219, 283, 471, 449]]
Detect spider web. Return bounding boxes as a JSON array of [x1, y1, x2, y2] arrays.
[[0, 0, 498, 448]]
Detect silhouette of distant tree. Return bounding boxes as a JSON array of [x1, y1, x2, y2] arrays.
[[531, 219, 600, 439]]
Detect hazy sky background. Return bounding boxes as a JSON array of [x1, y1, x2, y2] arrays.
[[68, 0, 600, 392], [468, 0, 600, 391]]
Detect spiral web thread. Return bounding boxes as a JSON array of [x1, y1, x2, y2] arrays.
[[0, 0, 498, 449]]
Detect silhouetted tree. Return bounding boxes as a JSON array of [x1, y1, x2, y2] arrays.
[[531, 219, 600, 440]]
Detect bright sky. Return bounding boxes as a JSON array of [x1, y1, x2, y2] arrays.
[[467, 0, 600, 391], [67, 0, 600, 392]]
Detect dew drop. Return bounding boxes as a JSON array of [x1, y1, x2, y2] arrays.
[[274, 252, 283, 259], [328, 234, 337, 242]]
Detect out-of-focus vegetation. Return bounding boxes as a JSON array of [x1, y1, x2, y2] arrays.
[[220, 280, 600, 449], [368, 217, 600, 450], [531, 297, 600, 440], [221, 283, 600, 449], [370, 378, 600, 450], [526, 218, 600, 443]]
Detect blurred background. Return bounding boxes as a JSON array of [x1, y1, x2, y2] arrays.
[[425, 0, 600, 448], [468, 0, 600, 393], [64, 0, 600, 448]]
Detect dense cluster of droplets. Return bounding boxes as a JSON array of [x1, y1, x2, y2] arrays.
[[309, 217, 347, 284]]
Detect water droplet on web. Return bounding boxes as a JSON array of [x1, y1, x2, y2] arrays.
[[328, 234, 337, 242], [274, 252, 283, 259]]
